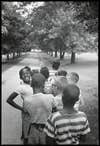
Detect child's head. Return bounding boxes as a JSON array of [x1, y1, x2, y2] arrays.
[[67, 72, 79, 84], [31, 69, 39, 77], [31, 73, 46, 92], [40, 67, 49, 79], [62, 84, 80, 107], [52, 76, 68, 96], [56, 70, 67, 77], [19, 66, 31, 84], [52, 59, 60, 70]]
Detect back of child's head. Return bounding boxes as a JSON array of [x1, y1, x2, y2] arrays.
[[31, 73, 46, 89], [40, 66, 49, 79], [67, 72, 79, 84], [31, 69, 39, 77], [52, 59, 60, 70], [24, 66, 31, 72], [56, 70, 67, 77], [19, 66, 31, 80], [62, 84, 80, 107]]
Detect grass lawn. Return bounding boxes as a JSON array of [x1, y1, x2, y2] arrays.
[[40, 52, 98, 145]]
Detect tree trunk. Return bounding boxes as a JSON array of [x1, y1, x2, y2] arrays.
[[71, 51, 75, 64], [13, 52, 15, 59], [18, 52, 21, 56], [51, 51, 53, 56], [7, 53, 9, 60], [61, 52, 65, 59], [60, 48, 62, 59], [17, 52, 19, 57], [55, 51, 57, 57]]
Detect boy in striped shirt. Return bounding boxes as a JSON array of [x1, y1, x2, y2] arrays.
[[44, 84, 90, 145]]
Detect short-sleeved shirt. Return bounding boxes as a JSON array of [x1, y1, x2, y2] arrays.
[[44, 111, 90, 145], [24, 93, 56, 124], [15, 82, 33, 101]]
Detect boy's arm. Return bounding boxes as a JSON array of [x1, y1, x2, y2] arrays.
[[7, 92, 25, 112], [46, 135, 56, 145]]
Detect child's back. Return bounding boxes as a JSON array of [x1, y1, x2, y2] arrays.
[[44, 84, 90, 145], [44, 110, 90, 145], [25, 73, 56, 144], [24, 93, 56, 124]]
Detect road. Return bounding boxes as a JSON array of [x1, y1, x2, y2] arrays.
[[2, 52, 43, 144]]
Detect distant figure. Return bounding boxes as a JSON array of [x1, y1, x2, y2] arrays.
[[7, 66, 33, 144], [24, 73, 57, 144], [50, 59, 60, 76], [67, 72, 84, 111], [44, 84, 90, 145]]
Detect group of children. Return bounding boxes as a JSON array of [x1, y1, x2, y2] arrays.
[[7, 60, 90, 145]]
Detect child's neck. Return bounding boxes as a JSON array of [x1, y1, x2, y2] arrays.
[[62, 106, 76, 114], [33, 88, 42, 94]]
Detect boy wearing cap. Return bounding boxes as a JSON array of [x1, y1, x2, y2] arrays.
[[24, 73, 56, 144], [44, 84, 90, 145]]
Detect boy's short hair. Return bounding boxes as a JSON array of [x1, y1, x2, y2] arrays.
[[68, 72, 79, 83], [31, 69, 39, 76], [57, 70, 67, 77], [40, 67, 49, 79], [31, 73, 46, 88], [52, 60, 60, 70], [19, 66, 31, 79], [62, 84, 80, 106], [24, 66, 31, 72]]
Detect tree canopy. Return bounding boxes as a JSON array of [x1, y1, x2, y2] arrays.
[[1, 1, 98, 62]]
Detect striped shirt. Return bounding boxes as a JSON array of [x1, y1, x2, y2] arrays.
[[44, 111, 90, 145]]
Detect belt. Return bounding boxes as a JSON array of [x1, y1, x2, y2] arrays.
[[28, 123, 45, 135]]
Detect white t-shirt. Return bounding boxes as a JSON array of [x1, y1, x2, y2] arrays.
[[24, 93, 56, 124], [15, 82, 33, 101]]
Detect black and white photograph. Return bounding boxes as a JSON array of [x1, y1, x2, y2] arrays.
[[1, 1, 98, 145]]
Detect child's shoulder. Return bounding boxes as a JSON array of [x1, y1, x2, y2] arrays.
[[50, 111, 62, 120], [76, 111, 87, 118]]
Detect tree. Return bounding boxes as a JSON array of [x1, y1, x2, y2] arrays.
[[2, 1, 98, 63], [1, 1, 32, 59]]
